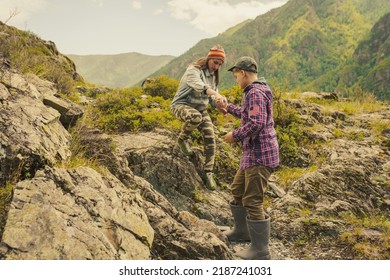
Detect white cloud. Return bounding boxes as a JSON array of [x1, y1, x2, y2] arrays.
[[153, 9, 164, 16], [132, 0, 142, 10], [0, 0, 48, 26], [167, 0, 288, 35], [91, 0, 104, 7]]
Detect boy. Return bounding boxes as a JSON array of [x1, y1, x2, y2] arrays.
[[219, 56, 279, 259]]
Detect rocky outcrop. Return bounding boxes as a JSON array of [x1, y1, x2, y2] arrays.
[[270, 100, 390, 260], [71, 127, 233, 259], [134, 176, 232, 259], [114, 130, 234, 225], [0, 69, 71, 185], [0, 65, 233, 260], [25, 73, 84, 127], [0, 166, 153, 260]]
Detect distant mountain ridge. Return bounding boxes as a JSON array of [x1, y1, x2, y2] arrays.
[[153, 0, 389, 99], [68, 52, 174, 88]]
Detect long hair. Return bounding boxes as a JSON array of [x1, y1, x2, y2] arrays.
[[191, 57, 220, 87]]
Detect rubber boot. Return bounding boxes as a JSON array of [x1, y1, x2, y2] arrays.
[[205, 172, 217, 190], [235, 215, 271, 260], [224, 202, 250, 242], [178, 138, 192, 155]]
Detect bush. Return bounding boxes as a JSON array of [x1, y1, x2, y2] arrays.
[[273, 92, 305, 166], [209, 86, 245, 130], [142, 75, 179, 100], [213, 84, 306, 167], [90, 86, 181, 133]]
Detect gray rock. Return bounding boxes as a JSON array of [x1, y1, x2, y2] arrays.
[[43, 94, 84, 127], [0, 69, 71, 185], [133, 176, 233, 260], [115, 130, 233, 225], [0, 166, 153, 260]]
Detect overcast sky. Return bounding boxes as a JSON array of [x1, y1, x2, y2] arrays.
[[0, 0, 288, 56]]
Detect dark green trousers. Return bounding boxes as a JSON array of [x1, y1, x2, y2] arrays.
[[230, 166, 273, 220]]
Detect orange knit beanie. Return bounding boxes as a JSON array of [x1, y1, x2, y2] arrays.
[[207, 45, 225, 62]]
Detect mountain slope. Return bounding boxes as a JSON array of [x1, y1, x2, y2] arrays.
[[68, 52, 174, 88], [153, 0, 390, 98], [0, 22, 81, 94], [338, 12, 390, 99]]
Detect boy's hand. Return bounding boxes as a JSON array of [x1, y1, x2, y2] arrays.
[[221, 132, 236, 143]]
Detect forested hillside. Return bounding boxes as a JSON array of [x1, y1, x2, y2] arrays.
[[338, 12, 389, 100], [153, 0, 390, 100]]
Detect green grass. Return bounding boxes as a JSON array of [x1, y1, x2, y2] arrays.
[[0, 183, 13, 209], [304, 95, 384, 115], [370, 119, 390, 138], [339, 212, 390, 259], [0, 24, 81, 95], [274, 165, 318, 189], [0, 183, 14, 238], [333, 127, 344, 138]]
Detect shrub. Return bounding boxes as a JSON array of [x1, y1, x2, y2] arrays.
[[207, 86, 242, 131], [370, 119, 390, 138], [90, 87, 181, 133], [142, 75, 179, 100], [273, 94, 305, 166]]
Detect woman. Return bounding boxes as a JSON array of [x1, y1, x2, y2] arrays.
[[171, 45, 227, 190]]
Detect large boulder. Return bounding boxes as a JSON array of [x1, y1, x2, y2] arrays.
[[133, 176, 232, 260], [0, 69, 71, 185], [114, 129, 234, 225], [0, 166, 153, 260]]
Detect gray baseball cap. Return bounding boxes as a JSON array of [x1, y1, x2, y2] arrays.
[[228, 56, 258, 73]]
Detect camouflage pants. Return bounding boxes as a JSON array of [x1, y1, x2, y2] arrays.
[[171, 104, 216, 172]]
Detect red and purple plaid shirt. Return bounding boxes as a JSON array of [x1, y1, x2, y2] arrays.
[[227, 81, 279, 170]]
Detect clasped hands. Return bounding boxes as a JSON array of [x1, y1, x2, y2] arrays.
[[207, 90, 235, 143], [214, 93, 228, 115], [213, 94, 236, 143]]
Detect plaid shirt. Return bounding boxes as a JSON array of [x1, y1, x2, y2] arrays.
[[227, 81, 279, 170]]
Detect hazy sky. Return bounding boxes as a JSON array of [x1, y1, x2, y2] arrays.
[[0, 0, 288, 56]]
